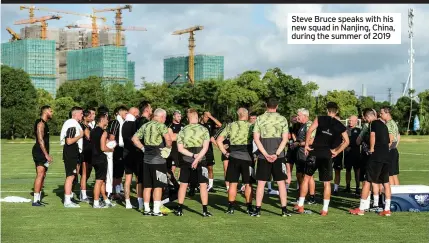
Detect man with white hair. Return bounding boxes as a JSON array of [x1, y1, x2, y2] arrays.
[[132, 108, 172, 216], [217, 108, 255, 215], [60, 106, 84, 208], [294, 108, 316, 205]]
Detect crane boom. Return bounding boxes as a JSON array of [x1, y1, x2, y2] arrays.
[[171, 25, 204, 85], [6, 27, 22, 41], [66, 24, 147, 31], [93, 5, 132, 46], [15, 15, 61, 40], [20, 5, 106, 47]]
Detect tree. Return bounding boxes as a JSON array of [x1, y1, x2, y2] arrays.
[[1, 65, 37, 139], [316, 90, 358, 119], [36, 89, 54, 111], [105, 82, 138, 109], [417, 90, 429, 134], [50, 97, 79, 135], [57, 76, 106, 108], [392, 95, 419, 134]]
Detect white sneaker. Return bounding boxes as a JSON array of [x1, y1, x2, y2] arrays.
[[64, 202, 80, 208], [268, 189, 279, 195], [93, 204, 108, 209], [126, 203, 136, 209], [105, 202, 116, 208]]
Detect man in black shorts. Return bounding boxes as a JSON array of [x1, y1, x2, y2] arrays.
[[132, 108, 172, 216], [167, 110, 185, 174], [217, 108, 255, 215], [252, 98, 291, 217], [380, 106, 401, 185], [297, 102, 349, 216], [60, 107, 84, 208], [175, 108, 212, 217], [200, 111, 222, 192], [332, 116, 344, 196], [107, 106, 128, 199], [293, 108, 316, 206], [214, 116, 232, 191], [122, 107, 140, 209], [350, 108, 392, 216], [91, 113, 116, 208], [32, 105, 53, 206], [135, 101, 152, 210], [344, 115, 362, 194], [78, 108, 94, 203]]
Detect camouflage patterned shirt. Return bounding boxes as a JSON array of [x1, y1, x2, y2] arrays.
[[134, 120, 169, 164], [253, 112, 289, 159], [220, 120, 253, 161], [177, 124, 210, 163], [385, 119, 399, 149]]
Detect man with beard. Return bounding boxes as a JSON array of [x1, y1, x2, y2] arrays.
[[167, 110, 185, 174]]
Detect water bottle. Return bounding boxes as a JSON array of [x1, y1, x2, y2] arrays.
[[44, 161, 50, 168]]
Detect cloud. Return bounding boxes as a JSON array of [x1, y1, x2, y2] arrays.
[[1, 4, 428, 102]]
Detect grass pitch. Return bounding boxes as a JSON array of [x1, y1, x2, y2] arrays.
[[1, 136, 429, 243]]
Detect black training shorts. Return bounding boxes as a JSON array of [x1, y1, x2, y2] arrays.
[[225, 157, 255, 184], [64, 158, 78, 177], [388, 148, 400, 176], [113, 147, 124, 178], [345, 150, 361, 171], [333, 152, 344, 171], [93, 161, 107, 181], [366, 161, 389, 184], [255, 158, 288, 182], [143, 163, 168, 189], [205, 152, 215, 166], [304, 156, 333, 182], [179, 165, 209, 184]]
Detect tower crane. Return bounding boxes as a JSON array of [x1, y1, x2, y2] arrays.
[[6, 27, 22, 41], [14, 15, 62, 40], [93, 5, 132, 47], [20, 5, 106, 47], [66, 24, 146, 32], [172, 26, 204, 85]]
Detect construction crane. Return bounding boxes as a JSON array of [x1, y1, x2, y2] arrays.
[[6, 27, 22, 41], [14, 15, 61, 40], [93, 5, 132, 47], [66, 24, 146, 32], [20, 5, 106, 47], [172, 26, 204, 85]]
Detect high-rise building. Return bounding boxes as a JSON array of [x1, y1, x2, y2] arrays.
[[1, 39, 57, 97], [164, 54, 224, 85]]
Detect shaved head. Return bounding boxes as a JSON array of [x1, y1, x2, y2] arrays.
[[129, 107, 139, 118], [349, 115, 358, 127], [237, 107, 248, 120]]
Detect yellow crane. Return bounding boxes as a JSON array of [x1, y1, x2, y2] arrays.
[[14, 15, 62, 40], [93, 5, 132, 47], [20, 5, 107, 47], [66, 24, 146, 32], [6, 27, 22, 41], [172, 26, 204, 85]]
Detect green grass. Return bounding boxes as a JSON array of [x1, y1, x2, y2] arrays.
[[2, 136, 429, 243]]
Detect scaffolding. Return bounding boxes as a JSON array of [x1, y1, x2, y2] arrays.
[[163, 54, 224, 85], [67, 46, 128, 85], [1, 39, 57, 96], [128, 61, 135, 83]]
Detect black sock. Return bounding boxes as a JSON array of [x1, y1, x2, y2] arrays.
[[202, 205, 208, 213], [228, 201, 234, 209], [177, 204, 183, 210], [246, 203, 253, 208], [346, 184, 350, 189], [310, 195, 315, 200], [281, 206, 287, 212], [255, 206, 261, 213]]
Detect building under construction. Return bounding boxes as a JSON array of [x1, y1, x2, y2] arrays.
[[164, 54, 224, 85], [2, 26, 135, 96]]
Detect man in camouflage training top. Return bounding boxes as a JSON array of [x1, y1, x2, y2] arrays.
[[217, 108, 255, 215]]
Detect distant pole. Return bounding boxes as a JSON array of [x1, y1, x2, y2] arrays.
[[403, 8, 415, 98], [388, 88, 393, 105]]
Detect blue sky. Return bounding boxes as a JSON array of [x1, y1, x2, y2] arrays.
[[2, 4, 429, 102]]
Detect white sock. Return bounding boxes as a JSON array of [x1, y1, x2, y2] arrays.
[[364, 198, 370, 210], [138, 197, 143, 208], [286, 183, 290, 190], [296, 183, 299, 190], [268, 182, 272, 190], [125, 199, 131, 206], [81, 190, 87, 199], [334, 184, 339, 191], [153, 201, 161, 214], [298, 197, 305, 207], [38, 192, 42, 201], [209, 179, 214, 188], [105, 199, 111, 204], [34, 193, 40, 202], [94, 200, 99, 207], [367, 193, 371, 201], [384, 199, 391, 211], [322, 199, 330, 212], [64, 194, 71, 204], [226, 186, 229, 191], [115, 185, 121, 193], [359, 199, 366, 211], [144, 202, 150, 212], [373, 195, 379, 207], [120, 183, 124, 191]]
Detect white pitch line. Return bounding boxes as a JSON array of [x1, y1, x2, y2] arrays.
[[401, 152, 428, 156]]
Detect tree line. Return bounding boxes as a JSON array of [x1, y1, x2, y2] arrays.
[[1, 65, 428, 139]]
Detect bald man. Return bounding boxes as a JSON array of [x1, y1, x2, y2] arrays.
[[122, 107, 140, 209], [344, 115, 362, 194]]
